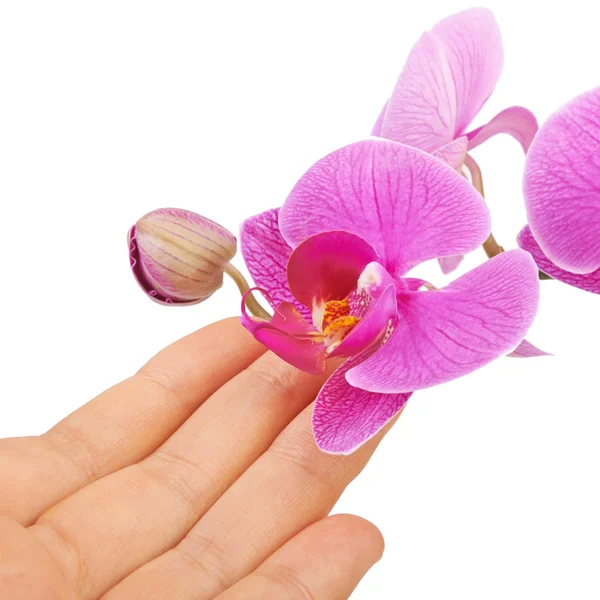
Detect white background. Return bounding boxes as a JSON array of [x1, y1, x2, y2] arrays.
[[1, 1, 599, 598]]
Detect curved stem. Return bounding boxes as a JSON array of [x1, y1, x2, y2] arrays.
[[224, 263, 271, 320], [464, 154, 504, 259]]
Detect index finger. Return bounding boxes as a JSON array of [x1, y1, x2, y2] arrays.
[[0, 317, 265, 525]]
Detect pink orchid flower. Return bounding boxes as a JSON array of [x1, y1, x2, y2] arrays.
[[518, 87, 600, 294], [372, 7, 538, 274], [241, 139, 539, 454]]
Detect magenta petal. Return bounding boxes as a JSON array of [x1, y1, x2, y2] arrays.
[[518, 226, 600, 294], [240, 209, 311, 321], [329, 284, 397, 359], [432, 136, 468, 170], [346, 250, 539, 393], [438, 254, 464, 275], [507, 339, 552, 358], [287, 231, 378, 310], [381, 8, 503, 152], [280, 139, 490, 277], [524, 87, 600, 273], [313, 351, 411, 455], [466, 106, 539, 153], [241, 292, 326, 375]]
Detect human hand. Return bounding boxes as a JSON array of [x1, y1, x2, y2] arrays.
[[0, 318, 398, 599]]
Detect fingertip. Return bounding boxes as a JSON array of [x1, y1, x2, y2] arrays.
[[325, 513, 385, 562]]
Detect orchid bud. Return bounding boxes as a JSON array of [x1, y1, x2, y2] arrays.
[[128, 208, 237, 305]]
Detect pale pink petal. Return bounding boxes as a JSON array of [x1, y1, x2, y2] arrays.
[[381, 32, 457, 152], [507, 339, 552, 358], [241, 291, 326, 375], [432, 136, 468, 169], [524, 87, 600, 274], [430, 8, 503, 135], [240, 208, 311, 321], [287, 231, 378, 310], [466, 106, 539, 153], [381, 8, 503, 152], [329, 284, 397, 359], [438, 254, 464, 275], [346, 250, 539, 393], [518, 225, 600, 294], [371, 101, 388, 136], [313, 350, 411, 455], [280, 139, 489, 277]]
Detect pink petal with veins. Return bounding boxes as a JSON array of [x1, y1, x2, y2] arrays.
[[466, 106, 539, 153], [280, 139, 489, 277], [430, 8, 503, 135], [381, 31, 457, 152], [240, 209, 311, 321], [507, 339, 552, 358], [346, 250, 539, 393], [517, 225, 600, 294], [524, 87, 600, 274], [433, 136, 468, 170], [313, 349, 411, 455], [381, 8, 503, 152], [240, 291, 326, 375]]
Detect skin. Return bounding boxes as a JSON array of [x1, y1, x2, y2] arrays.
[[0, 318, 400, 599]]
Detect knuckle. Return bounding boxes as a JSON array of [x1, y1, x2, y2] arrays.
[[175, 531, 231, 592], [254, 565, 317, 600], [140, 450, 207, 515]]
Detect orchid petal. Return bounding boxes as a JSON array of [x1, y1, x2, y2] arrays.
[[507, 339, 552, 358], [381, 32, 457, 152], [381, 8, 503, 151], [466, 106, 539, 153], [240, 291, 326, 375], [346, 250, 539, 393], [432, 136, 468, 170], [287, 231, 378, 312], [518, 226, 600, 294], [371, 101, 388, 136], [438, 254, 464, 275], [240, 209, 311, 321], [329, 283, 397, 359], [313, 350, 411, 455], [280, 139, 490, 277], [430, 8, 504, 135], [524, 87, 600, 274]]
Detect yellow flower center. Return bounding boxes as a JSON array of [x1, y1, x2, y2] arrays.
[[321, 298, 360, 352]]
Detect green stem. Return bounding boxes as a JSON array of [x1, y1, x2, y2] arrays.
[[224, 263, 271, 320]]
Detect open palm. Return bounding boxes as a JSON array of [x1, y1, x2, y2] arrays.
[[0, 319, 395, 599]]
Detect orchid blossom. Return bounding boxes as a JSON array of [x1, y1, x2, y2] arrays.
[[241, 139, 539, 454], [371, 8, 538, 273], [518, 87, 600, 294]]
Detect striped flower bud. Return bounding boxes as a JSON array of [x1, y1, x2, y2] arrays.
[[128, 208, 237, 305]]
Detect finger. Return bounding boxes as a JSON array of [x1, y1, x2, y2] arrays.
[[0, 317, 265, 524], [30, 353, 338, 600], [0, 516, 78, 600], [214, 515, 384, 600], [104, 405, 401, 600]]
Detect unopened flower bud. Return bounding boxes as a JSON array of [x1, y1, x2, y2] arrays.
[[128, 208, 237, 305]]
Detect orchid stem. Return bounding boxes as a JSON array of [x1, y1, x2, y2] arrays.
[[224, 263, 271, 320], [464, 153, 505, 259]]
